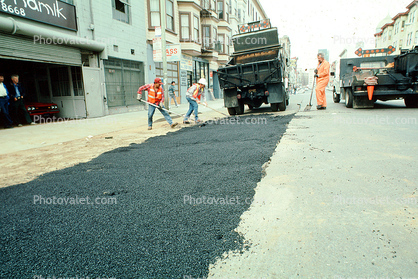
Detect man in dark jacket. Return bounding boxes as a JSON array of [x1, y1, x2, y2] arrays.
[[7, 75, 34, 126], [0, 73, 13, 128]]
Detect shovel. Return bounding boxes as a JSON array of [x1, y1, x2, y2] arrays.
[[139, 99, 185, 118], [304, 77, 316, 111]]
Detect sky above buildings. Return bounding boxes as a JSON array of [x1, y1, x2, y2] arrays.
[[258, 0, 413, 69]]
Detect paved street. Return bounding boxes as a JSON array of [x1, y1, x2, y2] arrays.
[[1, 90, 417, 278]]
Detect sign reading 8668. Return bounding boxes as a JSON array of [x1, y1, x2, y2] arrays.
[[1, 1, 26, 16]]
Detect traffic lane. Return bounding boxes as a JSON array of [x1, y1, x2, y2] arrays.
[[209, 95, 417, 277], [0, 114, 294, 278]]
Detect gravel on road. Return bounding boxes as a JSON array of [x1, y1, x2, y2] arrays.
[[0, 114, 293, 278]]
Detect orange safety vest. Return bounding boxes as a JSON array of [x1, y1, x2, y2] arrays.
[[190, 83, 202, 100], [147, 86, 163, 104]]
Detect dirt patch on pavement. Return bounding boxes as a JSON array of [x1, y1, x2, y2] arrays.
[[0, 122, 177, 188]]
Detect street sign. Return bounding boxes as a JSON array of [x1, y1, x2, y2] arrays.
[[355, 46, 396, 56]]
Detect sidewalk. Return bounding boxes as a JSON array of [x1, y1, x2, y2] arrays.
[[0, 99, 226, 155]]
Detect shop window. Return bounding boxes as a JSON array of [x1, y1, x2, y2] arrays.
[[50, 67, 71, 97], [150, 0, 160, 27], [71, 67, 84, 97], [166, 0, 174, 31], [112, 0, 130, 24]]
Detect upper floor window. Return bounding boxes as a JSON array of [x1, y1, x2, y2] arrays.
[[150, 0, 160, 27], [211, 0, 216, 11], [201, 0, 210, 9], [180, 13, 190, 40], [194, 15, 200, 42], [112, 0, 130, 24], [166, 0, 174, 31], [217, 0, 224, 19]]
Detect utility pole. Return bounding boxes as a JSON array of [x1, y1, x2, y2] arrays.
[[160, 0, 169, 109]]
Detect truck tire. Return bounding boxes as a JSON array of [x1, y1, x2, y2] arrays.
[[278, 101, 286, 111], [271, 103, 279, 112], [404, 96, 418, 108], [235, 101, 245, 115], [333, 87, 340, 103], [345, 88, 353, 108], [227, 107, 237, 115]]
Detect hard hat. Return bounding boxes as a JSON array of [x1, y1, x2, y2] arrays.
[[198, 78, 207, 87], [154, 78, 163, 84]]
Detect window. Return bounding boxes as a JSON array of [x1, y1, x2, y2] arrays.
[[166, 0, 174, 31], [407, 32, 413, 45], [388, 30, 392, 40], [112, 0, 130, 24], [211, 0, 216, 11], [180, 13, 190, 40], [213, 27, 217, 47], [218, 0, 224, 19], [226, 35, 230, 55], [194, 15, 200, 42], [225, 0, 230, 22], [71, 67, 84, 97], [201, 0, 209, 9], [50, 67, 71, 97], [399, 39, 403, 49], [203, 25, 211, 49], [150, 0, 160, 27], [218, 35, 224, 53], [415, 31, 418, 44], [402, 20, 405, 28]]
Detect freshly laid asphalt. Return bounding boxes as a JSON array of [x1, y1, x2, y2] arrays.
[[0, 114, 293, 278]]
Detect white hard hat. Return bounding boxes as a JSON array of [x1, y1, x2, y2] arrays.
[[198, 78, 208, 86]]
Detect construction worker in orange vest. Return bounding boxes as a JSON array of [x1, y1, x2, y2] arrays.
[[183, 78, 208, 124], [137, 78, 178, 130], [314, 53, 330, 110]]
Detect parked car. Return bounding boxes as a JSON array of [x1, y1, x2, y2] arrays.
[[25, 102, 60, 117]]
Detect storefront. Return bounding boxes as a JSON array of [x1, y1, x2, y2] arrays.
[[0, 1, 106, 118]]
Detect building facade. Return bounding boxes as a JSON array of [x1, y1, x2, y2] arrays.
[[375, 0, 418, 54], [0, 0, 147, 118]]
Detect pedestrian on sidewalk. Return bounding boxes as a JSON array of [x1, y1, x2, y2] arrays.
[[0, 73, 13, 128], [6, 75, 35, 126], [314, 53, 330, 110], [168, 81, 178, 108], [183, 78, 208, 124], [137, 78, 178, 130]]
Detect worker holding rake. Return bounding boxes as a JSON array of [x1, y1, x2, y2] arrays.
[[183, 78, 208, 124]]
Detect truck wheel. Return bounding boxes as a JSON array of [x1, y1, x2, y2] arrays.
[[404, 96, 418, 108], [278, 101, 286, 111], [271, 103, 279, 112], [345, 88, 353, 108], [227, 107, 237, 115], [333, 87, 340, 103], [235, 102, 245, 115]]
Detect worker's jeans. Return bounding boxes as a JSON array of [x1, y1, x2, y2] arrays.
[[148, 104, 173, 127], [184, 97, 198, 121]]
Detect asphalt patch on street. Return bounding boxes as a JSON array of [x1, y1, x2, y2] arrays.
[[1, 114, 293, 279]]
